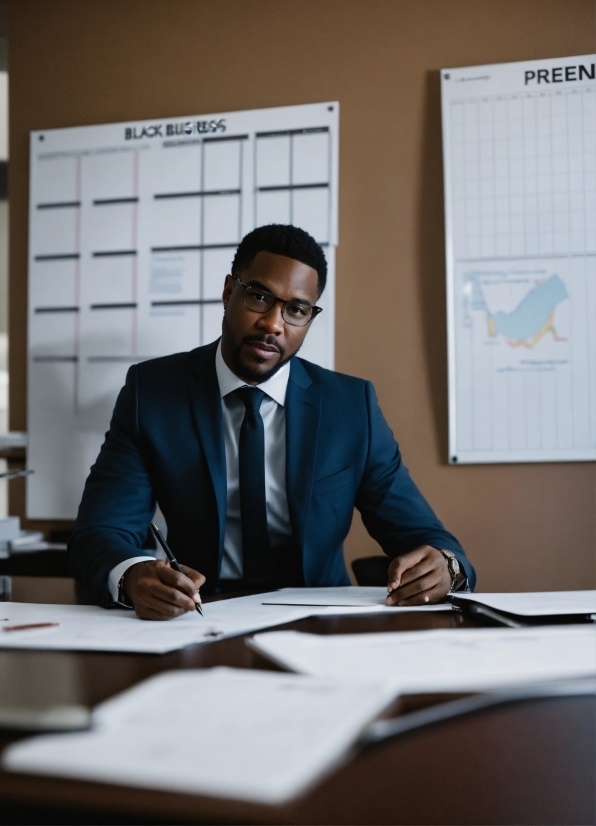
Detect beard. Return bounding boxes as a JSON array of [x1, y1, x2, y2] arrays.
[[221, 316, 301, 384]]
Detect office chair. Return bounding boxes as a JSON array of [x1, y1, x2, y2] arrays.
[[351, 555, 390, 586]]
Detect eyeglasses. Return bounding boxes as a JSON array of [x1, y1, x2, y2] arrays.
[[231, 274, 323, 328]]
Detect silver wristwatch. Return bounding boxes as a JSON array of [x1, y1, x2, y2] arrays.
[[437, 549, 461, 592]]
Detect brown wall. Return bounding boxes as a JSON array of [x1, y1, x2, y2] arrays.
[[8, 0, 596, 590]]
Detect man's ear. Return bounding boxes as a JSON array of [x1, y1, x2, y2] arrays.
[[222, 274, 234, 305]]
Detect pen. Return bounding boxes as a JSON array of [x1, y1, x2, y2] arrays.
[[149, 522, 203, 616], [0, 469, 34, 480], [3, 622, 59, 632]]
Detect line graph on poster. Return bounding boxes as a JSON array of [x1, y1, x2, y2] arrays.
[[442, 55, 595, 463]]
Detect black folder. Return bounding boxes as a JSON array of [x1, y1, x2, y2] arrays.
[[448, 591, 596, 627]]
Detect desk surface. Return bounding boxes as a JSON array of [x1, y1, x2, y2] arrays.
[[0, 578, 593, 826]]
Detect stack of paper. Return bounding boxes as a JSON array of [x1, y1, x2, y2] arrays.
[[0, 432, 27, 449], [249, 625, 596, 693], [0, 588, 456, 653], [3, 667, 397, 803], [0, 651, 91, 731], [260, 586, 453, 612], [0, 596, 319, 654]]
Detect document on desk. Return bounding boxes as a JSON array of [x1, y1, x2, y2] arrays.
[[0, 597, 317, 654], [260, 586, 454, 610], [249, 626, 596, 693], [3, 667, 397, 804], [450, 590, 596, 617]]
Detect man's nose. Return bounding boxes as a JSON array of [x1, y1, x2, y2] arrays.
[[256, 302, 284, 334]]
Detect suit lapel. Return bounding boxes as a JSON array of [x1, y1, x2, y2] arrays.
[[186, 347, 322, 561], [187, 341, 227, 554], [285, 358, 322, 552]]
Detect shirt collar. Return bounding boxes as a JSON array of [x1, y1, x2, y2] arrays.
[[215, 339, 290, 407]]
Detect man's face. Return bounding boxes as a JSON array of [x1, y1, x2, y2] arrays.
[[221, 250, 320, 384]]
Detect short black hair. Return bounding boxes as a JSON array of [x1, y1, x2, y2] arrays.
[[231, 224, 327, 296]]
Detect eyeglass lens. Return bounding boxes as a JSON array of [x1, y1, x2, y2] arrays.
[[244, 287, 313, 327]]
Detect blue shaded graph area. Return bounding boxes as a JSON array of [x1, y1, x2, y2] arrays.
[[490, 275, 568, 343]]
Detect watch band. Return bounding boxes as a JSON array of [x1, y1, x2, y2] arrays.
[[437, 548, 460, 592], [117, 573, 134, 608]]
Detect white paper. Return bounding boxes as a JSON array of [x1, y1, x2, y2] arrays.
[[249, 626, 596, 693], [260, 586, 454, 610], [453, 590, 596, 617], [0, 595, 317, 654], [3, 667, 396, 804], [313, 604, 454, 616], [442, 55, 596, 464], [27, 102, 340, 519]]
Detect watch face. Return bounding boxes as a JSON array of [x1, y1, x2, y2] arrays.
[[439, 549, 460, 578], [439, 549, 456, 564]]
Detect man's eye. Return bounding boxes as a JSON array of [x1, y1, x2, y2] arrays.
[[286, 303, 309, 318], [250, 290, 268, 303]]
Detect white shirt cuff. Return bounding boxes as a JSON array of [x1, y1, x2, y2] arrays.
[[108, 557, 154, 604]]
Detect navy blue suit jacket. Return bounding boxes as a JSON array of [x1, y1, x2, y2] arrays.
[[69, 340, 475, 606]]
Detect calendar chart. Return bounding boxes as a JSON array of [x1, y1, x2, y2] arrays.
[[28, 103, 339, 518], [442, 56, 595, 463]]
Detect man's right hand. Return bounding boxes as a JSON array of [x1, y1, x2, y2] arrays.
[[123, 560, 206, 620]]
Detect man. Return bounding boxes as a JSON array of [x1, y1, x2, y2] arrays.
[[69, 224, 475, 619]]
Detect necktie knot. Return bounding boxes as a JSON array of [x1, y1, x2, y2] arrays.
[[234, 386, 265, 414]]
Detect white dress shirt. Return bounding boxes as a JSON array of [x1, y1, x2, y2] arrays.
[[108, 341, 292, 600], [215, 340, 292, 578]]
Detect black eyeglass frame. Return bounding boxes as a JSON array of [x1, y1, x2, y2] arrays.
[[230, 274, 323, 327]]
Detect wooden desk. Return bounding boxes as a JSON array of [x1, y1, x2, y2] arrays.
[[0, 578, 593, 825]]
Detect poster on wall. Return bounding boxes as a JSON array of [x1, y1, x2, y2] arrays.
[[442, 55, 595, 464], [27, 102, 339, 518]]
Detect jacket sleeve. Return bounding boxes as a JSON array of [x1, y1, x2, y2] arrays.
[[354, 381, 476, 589], [68, 365, 157, 606]]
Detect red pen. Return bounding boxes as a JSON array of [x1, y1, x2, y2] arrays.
[[3, 622, 59, 632]]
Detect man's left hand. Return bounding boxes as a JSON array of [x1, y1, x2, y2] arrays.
[[386, 546, 454, 606]]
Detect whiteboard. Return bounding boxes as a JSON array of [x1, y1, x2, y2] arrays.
[[27, 103, 339, 518], [441, 56, 595, 464]]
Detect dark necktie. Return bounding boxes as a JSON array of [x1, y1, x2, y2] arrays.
[[234, 387, 270, 585]]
